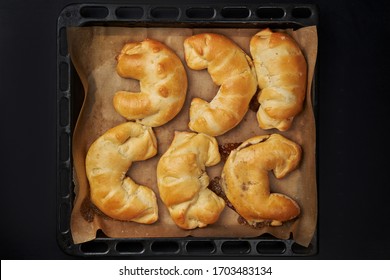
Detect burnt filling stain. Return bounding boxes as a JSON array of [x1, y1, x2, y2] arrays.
[[249, 92, 260, 112], [237, 216, 273, 228], [208, 177, 276, 229], [207, 176, 223, 197], [219, 142, 242, 161], [207, 176, 236, 211], [80, 197, 95, 223]]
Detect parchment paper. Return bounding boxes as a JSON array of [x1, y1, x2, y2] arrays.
[[68, 26, 318, 247]]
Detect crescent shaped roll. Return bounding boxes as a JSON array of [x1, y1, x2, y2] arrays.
[[184, 33, 258, 136], [157, 131, 225, 229], [221, 134, 301, 226], [113, 39, 188, 127], [86, 122, 158, 223], [250, 28, 307, 131]]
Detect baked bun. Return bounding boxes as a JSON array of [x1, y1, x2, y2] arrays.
[[113, 39, 188, 127], [86, 122, 158, 223], [221, 134, 301, 226], [250, 28, 307, 131], [157, 131, 225, 229], [184, 33, 258, 136]]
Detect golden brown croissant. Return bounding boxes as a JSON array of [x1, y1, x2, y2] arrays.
[[85, 122, 158, 223], [221, 134, 301, 226], [113, 39, 188, 127], [157, 131, 225, 229], [184, 33, 258, 136], [250, 28, 307, 131]]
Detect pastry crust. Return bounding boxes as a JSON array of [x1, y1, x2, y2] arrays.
[[184, 33, 258, 136], [221, 134, 301, 226], [157, 131, 225, 229], [85, 122, 158, 223], [113, 39, 188, 127], [250, 28, 307, 131]]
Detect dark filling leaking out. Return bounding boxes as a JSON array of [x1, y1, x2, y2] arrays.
[[207, 177, 236, 211], [80, 197, 95, 222], [237, 216, 276, 228], [218, 142, 242, 161], [207, 177, 284, 229], [249, 91, 261, 112], [207, 177, 254, 226]]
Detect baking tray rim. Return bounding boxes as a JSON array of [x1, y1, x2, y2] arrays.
[[56, 2, 319, 257]]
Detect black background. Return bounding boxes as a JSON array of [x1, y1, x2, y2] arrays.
[[1, 0, 390, 260]]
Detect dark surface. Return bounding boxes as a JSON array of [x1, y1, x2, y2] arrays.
[[1, 0, 389, 259]]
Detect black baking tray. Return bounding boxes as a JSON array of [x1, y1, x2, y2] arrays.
[[56, 3, 319, 257]]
